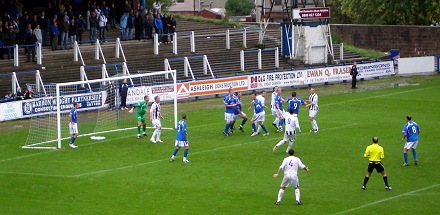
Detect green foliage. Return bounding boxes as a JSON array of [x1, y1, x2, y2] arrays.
[[173, 13, 242, 28], [225, 0, 255, 17], [343, 44, 388, 59], [145, 0, 175, 13], [328, 0, 440, 25], [1, 76, 440, 214]]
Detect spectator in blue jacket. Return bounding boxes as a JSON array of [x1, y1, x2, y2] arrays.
[[50, 17, 60, 51], [120, 13, 128, 41], [154, 13, 163, 42]]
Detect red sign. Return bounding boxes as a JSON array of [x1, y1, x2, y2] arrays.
[[293, 7, 330, 19]]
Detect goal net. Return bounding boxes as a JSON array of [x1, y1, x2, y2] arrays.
[[23, 70, 177, 149]]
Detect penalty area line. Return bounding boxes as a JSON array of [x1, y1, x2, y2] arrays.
[[333, 184, 440, 215]]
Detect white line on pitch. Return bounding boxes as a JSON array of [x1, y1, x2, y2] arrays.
[[333, 184, 440, 215]]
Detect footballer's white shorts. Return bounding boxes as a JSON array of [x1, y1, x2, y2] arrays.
[[404, 141, 418, 150], [280, 174, 299, 188], [175, 140, 189, 147], [253, 111, 266, 122], [283, 130, 296, 142], [225, 113, 235, 123], [69, 123, 78, 135], [234, 112, 247, 120], [309, 109, 318, 118], [152, 119, 161, 128]]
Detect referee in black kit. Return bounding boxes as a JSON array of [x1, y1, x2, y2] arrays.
[[350, 61, 358, 89]]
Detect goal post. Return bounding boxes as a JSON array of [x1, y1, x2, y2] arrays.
[[23, 70, 177, 149]]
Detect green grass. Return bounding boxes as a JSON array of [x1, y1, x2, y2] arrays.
[[173, 13, 243, 28], [343, 44, 388, 59], [1, 75, 440, 214]]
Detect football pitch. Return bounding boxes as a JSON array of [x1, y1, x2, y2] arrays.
[[1, 75, 440, 215]]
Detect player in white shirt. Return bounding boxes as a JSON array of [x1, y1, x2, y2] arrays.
[[150, 96, 164, 143], [273, 109, 298, 153], [305, 88, 319, 133], [273, 149, 309, 205], [270, 86, 279, 129]]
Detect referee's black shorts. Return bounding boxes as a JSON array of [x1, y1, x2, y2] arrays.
[[367, 161, 385, 173]]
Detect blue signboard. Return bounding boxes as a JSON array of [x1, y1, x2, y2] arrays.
[[280, 22, 293, 57]]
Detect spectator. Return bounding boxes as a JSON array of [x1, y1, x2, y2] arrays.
[[134, 11, 143, 41], [144, 11, 153, 40], [89, 12, 98, 42], [0, 25, 4, 60], [162, 14, 169, 44], [123, 0, 131, 14], [152, 0, 161, 17], [38, 11, 48, 46], [60, 15, 69, 50], [98, 11, 107, 42], [75, 14, 86, 43], [16, 87, 25, 100], [66, 4, 74, 21], [109, 3, 116, 29], [126, 10, 134, 40], [24, 28, 38, 62], [69, 18, 77, 48], [119, 79, 129, 110], [4, 26, 15, 58], [34, 24, 42, 44], [154, 13, 163, 42], [49, 17, 59, 51], [31, 14, 38, 29], [100, 1, 110, 30], [4, 92, 13, 101], [119, 12, 128, 41], [169, 14, 176, 43], [94, 5, 101, 18]]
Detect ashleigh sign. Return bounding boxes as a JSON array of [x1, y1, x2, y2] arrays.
[[292, 7, 330, 19]]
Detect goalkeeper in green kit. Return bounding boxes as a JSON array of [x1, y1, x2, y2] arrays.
[[129, 95, 150, 139]]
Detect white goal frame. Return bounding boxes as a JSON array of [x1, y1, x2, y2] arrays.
[[36, 70, 177, 149]]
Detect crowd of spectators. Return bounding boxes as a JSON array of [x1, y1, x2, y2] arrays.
[[0, 0, 177, 60]]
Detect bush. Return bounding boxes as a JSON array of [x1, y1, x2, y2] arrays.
[[225, 0, 255, 17]]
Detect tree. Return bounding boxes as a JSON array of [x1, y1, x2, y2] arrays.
[[145, 0, 175, 13], [225, 0, 255, 17], [327, 0, 440, 25]]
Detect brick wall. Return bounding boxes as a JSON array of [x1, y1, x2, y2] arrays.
[[331, 24, 440, 57]]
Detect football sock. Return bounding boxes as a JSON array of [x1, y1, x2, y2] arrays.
[[363, 177, 369, 186], [230, 122, 235, 131], [261, 124, 268, 133], [403, 152, 408, 163], [173, 148, 179, 156], [278, 119, 284, 129], [412, 150, 417, 161], [273, 118, 279, 125], [383, 176, 389, 187], [241, 119, 247, 126], [184, 149, 188, 158], [137, 126, 141, 134], [296, 124, 301, 133], [156, 130, 161, 140], [314, 120, 318, 130], [287, 141, 293, 150], [277, 189, 284, 202], [257, 125, 261, 133], [224, 124, 230, 133], [252, 123, 256, 132], [152, 130, 157, 140], [276, 140, 285, 147], [142, 124, 146, 132], [295, 188, 300, 202], [70, 137, 75, 144]]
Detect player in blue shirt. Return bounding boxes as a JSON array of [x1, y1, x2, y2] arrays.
[[286, 91, 305, 134], [171, 114, 190, 163], [69, 102, 79, 148], [232, 92, 248, 132], [223, 88, 237, 136], [250, 93, 269, 136], [401, 115, 420, 166], [274, 88, 286, 132]]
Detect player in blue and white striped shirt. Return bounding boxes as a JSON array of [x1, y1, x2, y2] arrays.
[[274, 88, 286, 132], [401, 115, 420, 166], [69, 102, 79, 148], [171, 114, 190, 163], [306, 88, 319, 133]]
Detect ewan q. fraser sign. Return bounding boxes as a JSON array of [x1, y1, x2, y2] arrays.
[[292, 7, 330, 19]]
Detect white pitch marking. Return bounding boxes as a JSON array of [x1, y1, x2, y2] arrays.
[[333, 184, 440, 215]]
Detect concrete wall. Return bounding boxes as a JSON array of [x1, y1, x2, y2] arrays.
[[331, 24, 440, 57]]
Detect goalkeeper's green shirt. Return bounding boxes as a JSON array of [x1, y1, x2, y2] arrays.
[[135, 101, 148, 115]]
